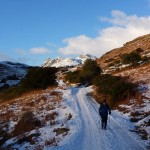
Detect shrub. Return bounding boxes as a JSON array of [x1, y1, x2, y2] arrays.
[[13, 111, 41, 136], [135, 48, 144, 53], [65, 59, 102, 84], [65, 70, 81, 83], [79, 59, 102, 83], [121, 52, 142, 65], [92, 74, 137, 106], [53, 128, 70, 136], [45, 112, 58, 125], [21, 67, 58, 90], [0, 67, 58, 101]]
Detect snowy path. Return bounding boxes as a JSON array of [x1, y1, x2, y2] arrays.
[[54, 86, 146, 150]]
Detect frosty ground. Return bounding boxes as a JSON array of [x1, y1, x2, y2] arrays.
[[53, 83, 147, 150], [1, 80, 148, 150]]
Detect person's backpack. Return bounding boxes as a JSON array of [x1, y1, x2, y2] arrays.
[[99, 104, 109, 117]]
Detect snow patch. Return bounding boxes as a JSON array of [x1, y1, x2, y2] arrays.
[[42, 54, 97, 68]]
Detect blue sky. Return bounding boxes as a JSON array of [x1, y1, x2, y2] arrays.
[[0, 0, 150, 66]]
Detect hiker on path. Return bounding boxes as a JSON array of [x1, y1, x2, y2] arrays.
[[99, 99, 111, 130]]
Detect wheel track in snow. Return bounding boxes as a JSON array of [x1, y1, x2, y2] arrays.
[[54, 86, 146, 150], [75, 87, 108, 150], [78, 87, 146, 150], [84, 93, 131, 150]]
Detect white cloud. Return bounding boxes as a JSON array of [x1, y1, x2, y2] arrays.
[[29, 47, 51, 54], [58, 10, 150, 57]]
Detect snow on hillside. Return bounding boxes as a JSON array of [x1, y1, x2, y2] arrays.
[[1, 80, 148, 149], [113, 64, 150, 146], [116, 86, 150, 147], [42, 54, 97, 68], [0, 61, 29, 88], [0, 83, 75, 149]]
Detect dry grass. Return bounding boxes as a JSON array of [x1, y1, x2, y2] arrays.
[[45, 105, 55, 111], [98, 34, 150, 69], [135, 126, 149, 140], [45, 137, 57, 146], [0, 87, 62, 120], [17, 133, 40, 145], [59, 86, 66, 90], [50, 91, 62, 103], [0, 110, 17, 122], [117, 106, 130, 114], [53, 128, 70, 136], [0, 86, 58, 105], [45, 112, 58, 124], [50, 91, 60, 96], [114, 61, 150, 83], [13, 111, 41, 136], [0, 83, 71, 149], [67, 113, 72, 121]]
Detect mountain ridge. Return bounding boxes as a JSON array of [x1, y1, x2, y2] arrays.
[[0, 61, 29, 89], [97, 33, 150, 69], [42, 54, 97, 68]]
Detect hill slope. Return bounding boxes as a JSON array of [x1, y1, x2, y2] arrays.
[[97, 34, 150, 146], [0, 61, 29, 89], [97, 34, 150, 69]]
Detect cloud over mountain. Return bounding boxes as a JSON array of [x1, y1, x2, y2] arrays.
[[29, 47, 51, 54], [58, 10, 150, 57]]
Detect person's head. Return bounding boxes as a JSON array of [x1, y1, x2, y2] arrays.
[[102, 99, 106, 105]]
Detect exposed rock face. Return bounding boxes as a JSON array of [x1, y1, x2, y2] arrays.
[[42, 54, 97, 68]]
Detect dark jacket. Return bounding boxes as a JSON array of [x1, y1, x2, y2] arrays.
[[99, 103, 111, 117]]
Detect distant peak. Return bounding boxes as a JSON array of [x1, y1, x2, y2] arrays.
[[41, 54, 97, 68]]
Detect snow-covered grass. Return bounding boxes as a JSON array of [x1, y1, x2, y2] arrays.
[[0, 78, 149, 149], [0, 83, 76, 149], [117, 84, 150, 146]]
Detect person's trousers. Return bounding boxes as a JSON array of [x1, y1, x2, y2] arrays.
[[101, 116, 108, 129]]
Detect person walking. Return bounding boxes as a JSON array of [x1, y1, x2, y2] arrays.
[[99, 99, 111, 130]]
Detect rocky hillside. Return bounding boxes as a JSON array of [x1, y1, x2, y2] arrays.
[[98, 34, 150, 69], [0, 61, 29, 89], [97, 33, 150, 83], [42, 54, 96, 68], [97, 34, 150, 145]]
